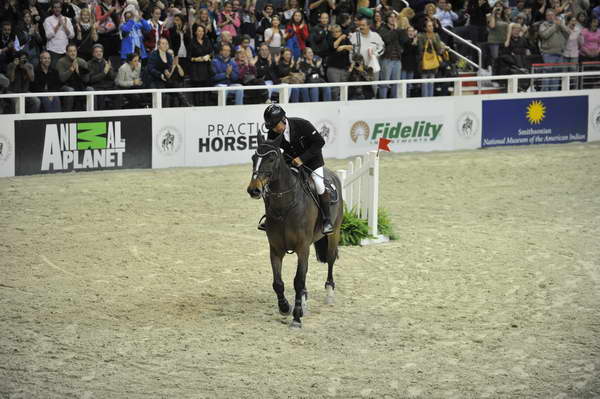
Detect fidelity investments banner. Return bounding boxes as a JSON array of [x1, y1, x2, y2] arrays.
[[15, 116, 152, 175], [482, 96, 588, 147]]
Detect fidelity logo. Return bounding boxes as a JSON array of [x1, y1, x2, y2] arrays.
[[350, 121, 370, 143], [156, 126, 182, 155]]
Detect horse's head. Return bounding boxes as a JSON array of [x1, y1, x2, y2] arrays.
[[247, 133, 284, 199]]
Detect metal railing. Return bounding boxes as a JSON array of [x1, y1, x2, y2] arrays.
[[0, 70, 598, 115], [441, 26, 482, 71]]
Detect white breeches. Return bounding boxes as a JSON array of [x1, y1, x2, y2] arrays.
[[311, 166, 325, 195]]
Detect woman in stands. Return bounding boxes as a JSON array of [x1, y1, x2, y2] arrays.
[[579, 18, 600, 63], [75, 7, 99, 61], [285, 10, 309, 59], [218, 1, 241, 41], [264, 14, 285, 57], [189, 24, 214, 106], [276, 47, 302, 102], [298, 46, 331, 102], [417, 18, 444, 97], [168, 13, 191, 73]]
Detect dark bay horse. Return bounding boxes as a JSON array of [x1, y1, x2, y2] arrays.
[[246, 133, 343, 328]]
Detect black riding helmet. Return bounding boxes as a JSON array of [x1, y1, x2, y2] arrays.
[[264, 104, 286, 130]]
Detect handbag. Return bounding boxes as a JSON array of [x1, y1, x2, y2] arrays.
[[422, 39, 440, 71], [281, 72, 305, 84]]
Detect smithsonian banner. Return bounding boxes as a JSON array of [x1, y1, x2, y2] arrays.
[[482, 96, 588, 147]]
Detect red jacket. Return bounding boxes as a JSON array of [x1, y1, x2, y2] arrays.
[[286, 23, 309, 51]]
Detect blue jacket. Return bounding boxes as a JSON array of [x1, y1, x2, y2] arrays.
[[211, 55, 239, 84], [120, 19, 152, 59]]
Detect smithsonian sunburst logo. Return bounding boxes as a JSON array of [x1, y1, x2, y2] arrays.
[[526, 100, 546, 125], [482, 96, 587, 147]]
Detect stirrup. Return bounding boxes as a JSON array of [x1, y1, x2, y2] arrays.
[[257, 215, 267, 231]]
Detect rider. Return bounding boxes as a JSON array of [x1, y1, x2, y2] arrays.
[[258, 104, 334, 235]]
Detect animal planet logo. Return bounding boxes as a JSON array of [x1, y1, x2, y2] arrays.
[[316, 120, 336, 144], [156, 126, 182, 155], [456, 112, 479, 139], [41, 121, 126, 171], [526, 100, 546, 125], [350, 121, 370, 143], [0, 134, 12, 164]]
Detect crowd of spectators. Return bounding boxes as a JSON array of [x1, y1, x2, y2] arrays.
[[0, 0, 598, 112]]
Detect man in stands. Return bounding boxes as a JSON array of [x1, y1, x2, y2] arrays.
[[44, 0, 75, 67], [212, 43, 243, 105], [87, 43, 115, 110], [349, 16, 384, 98], [6, 51, 40, 113], [56, 43, 92, 111], [31, 50, 62, 113], [538, 9, 569, 90]]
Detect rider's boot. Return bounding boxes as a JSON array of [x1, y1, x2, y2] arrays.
[[319, 191, 334, 235]]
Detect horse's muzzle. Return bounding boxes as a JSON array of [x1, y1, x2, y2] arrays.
[[247, 187, 261, 199]]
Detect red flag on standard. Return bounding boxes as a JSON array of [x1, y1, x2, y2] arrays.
[[378, 138, 392, 152]]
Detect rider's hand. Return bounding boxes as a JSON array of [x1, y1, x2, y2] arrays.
[[292, 157, 303, 166]]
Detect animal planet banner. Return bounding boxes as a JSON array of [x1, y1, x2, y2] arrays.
[[14, 115, 152, 176], [481, 96, 588, 148]]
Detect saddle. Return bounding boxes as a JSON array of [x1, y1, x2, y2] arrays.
[[292, 167, 339, 204]]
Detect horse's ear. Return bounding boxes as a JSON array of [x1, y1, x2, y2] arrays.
[[257, 133, 264, 145]]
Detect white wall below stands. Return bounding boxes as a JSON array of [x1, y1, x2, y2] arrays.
[[1, 89, 599, 178]]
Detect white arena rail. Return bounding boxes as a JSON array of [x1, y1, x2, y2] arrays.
[[0, 70, 598, 114], [337, 151, 387, 245]]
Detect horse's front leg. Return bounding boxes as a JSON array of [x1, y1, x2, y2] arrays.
[[270, 246, 291, 315], [291, 246, 309, 328]]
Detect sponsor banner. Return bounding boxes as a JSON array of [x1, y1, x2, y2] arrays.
[[0, 123, 15, 177], [589, 93, 600, 142], [183, 103, 341, 168], [15, 115, 151, 176], [482, 96, 588, 147], [454, 97, 482, 150], [340, 98, 453, 156], [153, 109, 186, 169]]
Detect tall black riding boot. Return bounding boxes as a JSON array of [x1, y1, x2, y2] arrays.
[[319, 192, 334, 235]]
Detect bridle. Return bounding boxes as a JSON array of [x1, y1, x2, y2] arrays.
[[253, 143, 299, 199]]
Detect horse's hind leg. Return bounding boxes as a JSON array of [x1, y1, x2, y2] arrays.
[[270, 247, 290, 316], [291, 247, 309, 328], [324, 233, 339, 305]]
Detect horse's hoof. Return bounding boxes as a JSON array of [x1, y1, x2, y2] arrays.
[[325, 286, 335, 305], [278, 300, 291, 316], [301, 293, 308, 315], [290, 320, 302, 329]]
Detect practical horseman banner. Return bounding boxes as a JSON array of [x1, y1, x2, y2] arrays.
[[15, 116, 152, 176]]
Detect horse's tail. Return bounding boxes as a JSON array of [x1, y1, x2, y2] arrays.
[[314, 236, 329, 263], [315, 236, 339, 263]]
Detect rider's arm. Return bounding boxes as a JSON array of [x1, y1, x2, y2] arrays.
[[298, 120, 325, 165]]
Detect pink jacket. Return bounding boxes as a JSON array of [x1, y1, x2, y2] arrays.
[[218, 11, 240, 37], [579, 28, 600, 57]]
